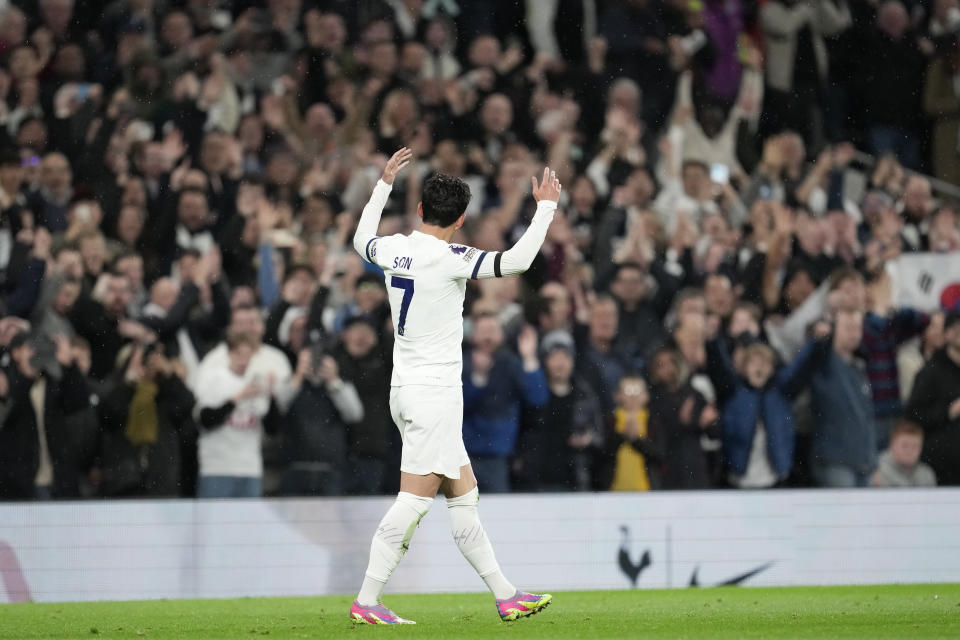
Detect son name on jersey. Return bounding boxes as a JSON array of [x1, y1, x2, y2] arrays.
[[393, 256, 413, 270]]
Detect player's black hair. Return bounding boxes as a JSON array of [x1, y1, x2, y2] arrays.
[[421, 173, 471, 227]]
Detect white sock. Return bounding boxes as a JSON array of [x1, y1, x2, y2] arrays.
[[446, 487, 516, 600], [357, 492, 434, 606]]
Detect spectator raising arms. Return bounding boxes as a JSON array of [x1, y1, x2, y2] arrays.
[[0, 332, 88, 499], [646, 344, 719, 490], [523, 330, 603, 492], [99, 341, 195, 497], [462, 316, 547, 493]]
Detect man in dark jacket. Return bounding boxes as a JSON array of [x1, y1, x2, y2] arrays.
[[139, 250, 231, 364], [906, 310, 960, 485], [54, 336, 100, 498], [609, 262, 669, 361], [808, 308, 878, 487], [70, 272, 154, 381], [852, 0, 926, 169], [282, 348, 363, 496], [0, 331, 89, 499], [521, 330, 604, 492], [647, 344, 719, 489], [98, 342, 196, 497], [330, 315, 395, 495]]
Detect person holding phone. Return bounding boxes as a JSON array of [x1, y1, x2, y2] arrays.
[[193, 332, 281, 498], [0, 332, 89, 500]]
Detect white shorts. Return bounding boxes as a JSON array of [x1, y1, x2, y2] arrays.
[[390, 385, 470, 479]]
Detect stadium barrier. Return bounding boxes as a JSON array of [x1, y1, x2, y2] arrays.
[[1, 489, 958, 603]]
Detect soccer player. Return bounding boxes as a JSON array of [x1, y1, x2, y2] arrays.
[[348, 148, 560, 624]]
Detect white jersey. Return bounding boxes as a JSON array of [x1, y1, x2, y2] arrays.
[[368, 231, 488, 386], [353, 179, 557, 388]]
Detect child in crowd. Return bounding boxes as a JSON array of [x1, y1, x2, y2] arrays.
[[706, 329, 827, 488], [873, 421, 937, 487], [609, 374, 652, 491]]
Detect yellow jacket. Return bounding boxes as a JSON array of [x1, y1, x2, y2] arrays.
[[610, 408, 650, 492]]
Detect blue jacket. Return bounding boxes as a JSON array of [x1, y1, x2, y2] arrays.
[[707, 338, 827, 477], [462, 347, 548, 457], [810, 349, 877, 473]]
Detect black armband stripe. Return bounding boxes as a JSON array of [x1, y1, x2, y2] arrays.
[[493, 252, 503, 278], [471, 251, 489, 279], [365, 236, 379, 262]]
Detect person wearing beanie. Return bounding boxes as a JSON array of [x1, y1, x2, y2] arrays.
[[519, 330, 603, 492]]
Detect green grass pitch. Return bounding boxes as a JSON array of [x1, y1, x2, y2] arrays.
[[2, 585, 958, 639]]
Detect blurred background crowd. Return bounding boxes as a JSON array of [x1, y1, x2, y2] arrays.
[[1, 0, 959, 500]]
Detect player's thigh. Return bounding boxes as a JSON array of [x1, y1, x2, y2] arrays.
[[399, 471, 444, 497], [397, 386, 468, 480], [441, 464, 478, 498]]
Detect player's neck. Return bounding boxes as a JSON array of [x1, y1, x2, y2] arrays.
[[418, 222, 458, 243]]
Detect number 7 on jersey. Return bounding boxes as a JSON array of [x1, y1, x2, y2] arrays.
[[390, 276, 414, 336]]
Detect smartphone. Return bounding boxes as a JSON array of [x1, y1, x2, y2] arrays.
[[710, 163, 730, 185], [76, 83, 91, 101]]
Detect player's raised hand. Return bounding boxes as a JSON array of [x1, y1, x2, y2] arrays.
[[531, 167, 562, 203], [382, 147, 414, 185]]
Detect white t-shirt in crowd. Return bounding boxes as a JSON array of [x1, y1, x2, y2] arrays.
[[195, 342, 293, 406], [192, 343, 292, 478]]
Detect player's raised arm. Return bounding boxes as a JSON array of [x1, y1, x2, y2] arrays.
[[353, 147, 413, 263], [472, 167, 562, 279]]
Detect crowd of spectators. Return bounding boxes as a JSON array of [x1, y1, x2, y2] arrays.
[[1, 0, 959, 500]]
